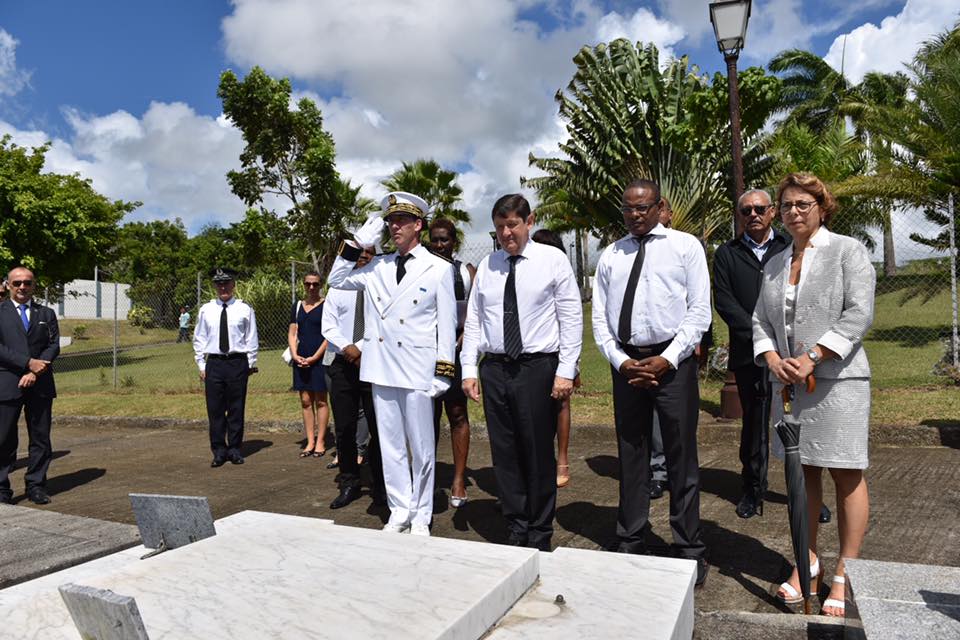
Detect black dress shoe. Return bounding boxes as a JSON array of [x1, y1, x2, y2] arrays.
[[506, 532, 528, 547], [27, 487, 51, 504], [330, 485, 361, 509], [735, 493, 763, 519], [819, 504, 832, 523], [607, 540, 649, 555], [211, 456, 226, 468], [695, 558, 710, 588], [228, 451, 244, 465], [649, 480, 666, 500], [0, 492, 12, 505]]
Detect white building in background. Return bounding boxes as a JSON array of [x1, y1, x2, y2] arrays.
[[40, 278, 133, 320]]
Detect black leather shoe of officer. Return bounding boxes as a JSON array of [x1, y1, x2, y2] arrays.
[[330, 485, 362, 509], [819, 504, 832, 523], [649, 480, 666, 500], [27, 487, 51, 504], [607, 540, 649, 555], [228, 451, 244, 465], [211, 455, 227, 468], [695, 558, 710, 588], [1, 491, 14, 504], [735, 492, 763, 519]]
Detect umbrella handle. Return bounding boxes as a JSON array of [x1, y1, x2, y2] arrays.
[[781, 375, 817, 410], [805, 374, 816, 394]]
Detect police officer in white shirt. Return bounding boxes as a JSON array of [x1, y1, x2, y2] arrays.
[[461, 194, 582, 551], [327, 192, 457, 536], [193, 268, 259, 467], [592, 179, 711, 587], [321, 247, 386, 510]]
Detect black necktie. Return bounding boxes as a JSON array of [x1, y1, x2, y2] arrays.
[[352, 291, 365, 343], [503, 255, 523, 359], [618, 235, 650, 345], [396, 254, 412, 283], [219, 303, 230, 353]]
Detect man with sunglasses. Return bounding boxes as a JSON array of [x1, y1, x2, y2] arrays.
[[0, 267, 60, 504], [592, 179, 711, 587], [713, 189, 789, 519], [193, 267, 259, 468]]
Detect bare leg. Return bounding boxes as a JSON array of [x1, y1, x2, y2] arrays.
[[300, 390, 316, 452], [556, 397, 571, 486], [446, 398, 470, 499], [778, 465, 823, 599], [315, 391, 330, 453], [823, 468, 869, 616]]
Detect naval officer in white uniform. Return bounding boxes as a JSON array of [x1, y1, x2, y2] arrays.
[[327, 192, 457, 535]]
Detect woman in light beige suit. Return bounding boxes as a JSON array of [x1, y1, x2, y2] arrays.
[[753, 173, 875, 618]]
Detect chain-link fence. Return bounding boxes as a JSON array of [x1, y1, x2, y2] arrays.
[[45, 209, 959, 419]]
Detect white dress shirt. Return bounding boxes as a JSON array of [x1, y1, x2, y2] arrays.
[[321, 287, 362, 357], [461, 240, 582, 380], [741, 228, 775, 262], [592, 225, 711, 370], [192, 296, 259, 371]]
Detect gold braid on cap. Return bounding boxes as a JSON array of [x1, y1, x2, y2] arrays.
[[385, 202, 425, 218], [435, 361, 456, 378]]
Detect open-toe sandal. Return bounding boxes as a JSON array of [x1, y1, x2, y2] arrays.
[[776, 557, 820, 605], [821, 575, 846, 616]]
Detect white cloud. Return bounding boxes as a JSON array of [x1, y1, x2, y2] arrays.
[[0, 29, 30, 98], [824, 0, 959, 83], [0, 102, 248, 228], [595, 8, 686, 60]]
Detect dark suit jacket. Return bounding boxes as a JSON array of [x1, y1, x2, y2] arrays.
[[0, 299, 60, 401], [713, 230, 790, 370]]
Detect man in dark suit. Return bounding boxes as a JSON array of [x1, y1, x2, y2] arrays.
[[713, 189, 789, 519], [0, 267, 60, 504]]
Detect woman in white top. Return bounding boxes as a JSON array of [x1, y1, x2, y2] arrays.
[[429, 218, 475, 507]]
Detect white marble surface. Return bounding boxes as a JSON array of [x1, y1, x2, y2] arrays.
[[485, 547, 695, 640], [0, 511, 537, 640]]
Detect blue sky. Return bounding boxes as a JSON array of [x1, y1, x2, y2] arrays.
[[0, 0, 956, 238]]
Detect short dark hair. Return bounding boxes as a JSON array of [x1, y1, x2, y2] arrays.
[[623, 178, 661, 202], [531, 228, 566, 254], [428, 217, 459, 248], [491, 194, 531, 220], [304, 270, 321, 280]]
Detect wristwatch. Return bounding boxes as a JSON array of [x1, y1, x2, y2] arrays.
[[805, 348, 821, 365]]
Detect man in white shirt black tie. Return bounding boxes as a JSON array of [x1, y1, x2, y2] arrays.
[[321, 247, 386, 510], [462, 194, 582, 551], [193, 268, 259, 467], [592, 179, 711, 586]]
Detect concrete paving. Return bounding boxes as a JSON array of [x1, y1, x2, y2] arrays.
[[0, 415, 957, 638]]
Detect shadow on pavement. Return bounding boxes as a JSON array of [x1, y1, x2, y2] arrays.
[[240, 439, 273, 458], [702, 517, 792, 611], [47, 467, 107, 497], [13, 449, 71, 472]]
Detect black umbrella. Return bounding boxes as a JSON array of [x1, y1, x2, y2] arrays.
[[775, 376, 816, 614]]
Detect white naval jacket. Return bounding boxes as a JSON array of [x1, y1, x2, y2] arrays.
[[327, 243, 457, 391]]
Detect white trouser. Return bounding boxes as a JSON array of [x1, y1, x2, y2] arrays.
[[371, 384, 436, 527]]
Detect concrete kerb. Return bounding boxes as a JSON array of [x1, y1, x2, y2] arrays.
[[52, 415, 960, 448]]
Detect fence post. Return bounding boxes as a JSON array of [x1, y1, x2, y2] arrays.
[[949, 193, 958, 368], [196, 271, 201, 310], [113, 281, 119, 389], [94, 266, 102, 319], [290, 259, 296, 306]]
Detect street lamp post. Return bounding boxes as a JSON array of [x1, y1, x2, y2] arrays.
[[711, 0, 752, 420]]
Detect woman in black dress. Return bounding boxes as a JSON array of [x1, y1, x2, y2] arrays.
[[288, 271, 330, 457]]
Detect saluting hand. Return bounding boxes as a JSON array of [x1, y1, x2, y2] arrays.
[[462, 378, 481, 402]]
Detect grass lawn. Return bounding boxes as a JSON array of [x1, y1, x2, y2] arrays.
[[59, 318, 179, 353], [52, 289, 958, 426]]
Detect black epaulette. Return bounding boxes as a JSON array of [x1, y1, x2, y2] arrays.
[[427, 248, 454, 263]]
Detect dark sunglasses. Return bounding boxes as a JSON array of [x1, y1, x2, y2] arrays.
[[738, 204, 771, 217], [303, 282, 321, 288], [10, 280, 33, 287]]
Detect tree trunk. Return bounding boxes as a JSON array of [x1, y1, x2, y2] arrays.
[[882, 212, 896, 277]]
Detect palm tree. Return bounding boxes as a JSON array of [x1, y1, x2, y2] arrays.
[[381, 159, 470, 225], [768, 48, 853, 134]]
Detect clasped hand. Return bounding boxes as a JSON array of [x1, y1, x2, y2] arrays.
[[768, 355, 814, 385], [18, 372, 36, 388], [28, 358, 49, 375], [619, 355, 671, 388]]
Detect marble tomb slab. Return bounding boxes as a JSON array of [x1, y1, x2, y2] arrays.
[[486, 547, 695, 640], [0, 510, 538, 640], [845, 558, 960, 639]]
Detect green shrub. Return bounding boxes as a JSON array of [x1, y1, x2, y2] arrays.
[[72, 324, 88, 340], [127, 304, 156, 328]]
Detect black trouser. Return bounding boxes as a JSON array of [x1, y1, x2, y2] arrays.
[[0, 393, 54, 495], [204, 355, 249, 456], [328, 355, 384, 495], [733, 364, 770, 497], [612, 353, 704, 559], [480, 353, 559, 552], [177, 328, 189, 343]]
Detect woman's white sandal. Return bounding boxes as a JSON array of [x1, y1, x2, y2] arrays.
[[777, 557, 821, 605], [822, 575, 846, 616]]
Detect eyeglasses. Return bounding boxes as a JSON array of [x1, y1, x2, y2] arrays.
[[10, 280, 33, 287], [779, 200, 817, 214], [621, 202, 659, 214], [738, 204, 772, 217], [303, 282, 321, 288]]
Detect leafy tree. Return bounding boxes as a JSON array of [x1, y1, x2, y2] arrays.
[[768, 48, 853, 134], [218, 66, 350, 271], [523, 40, 780, 245], [0, 136, 138, 285]]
